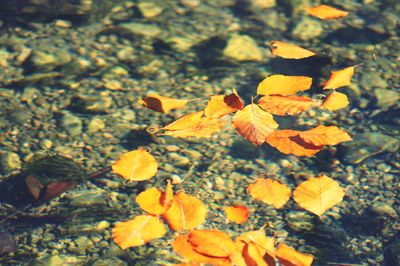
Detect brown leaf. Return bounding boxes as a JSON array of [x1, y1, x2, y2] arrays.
[[299, 125, 352, 146], [258, 95, 316, 116], [257, 75, 312, 96]]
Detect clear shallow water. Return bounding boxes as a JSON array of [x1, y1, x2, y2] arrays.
[[0, 0, 399, 265]]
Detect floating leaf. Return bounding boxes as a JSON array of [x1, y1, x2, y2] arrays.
[[112, 148, 158, 181], [323, 66, 356, 90], [136, 181, 173, 215], [163, 111, 225, 138], [188, 230, 236, 258], [247, 178, 291, 209], [306, 4, 349, 20], [224, 205, 250, 224], [258, 95, 315, 115], [232, 104, 278, 145], [321, 91, 349, 111], [276, 243, 314, 266], [299, 125, 352, 146], [257, 75, 312, 96], [236, 230, 275, 260], [112, 214, 166, 249], [293, 175, 345, 217], [162, 191, 207, 232], [204, 92, 244, 118], [139, 93, 188, 113], [266, 130, 323, 157], [270, 41, 316, 59]]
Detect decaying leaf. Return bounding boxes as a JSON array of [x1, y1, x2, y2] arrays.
[[112, 214, 166, 249], [293, 175, 345, 217], [162, 191, 207, 232], [247, 178, 291, 209], [232, 104, 278, 145], [257, 75, 312, 96], [163, 111, 225, 138], [204, 92, 244, 118], [224, 205, 250, 224], [258, 95, 316, 115], [112, 147, 158, 181], [323, 66, 356, 90], [321, 91, 349, 111], [306, 4, 349, 20], [270, 41, 316, 59], [136, 180, 173, 215], [276, 243, 314, 266], [299, 125, 352, 146], [139, 93, 188, 113], [266, 130, 323, 157]]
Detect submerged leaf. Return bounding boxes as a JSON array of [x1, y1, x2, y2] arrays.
[[270, 41, 316, 59], [247, 178, 291, 209], [139, 93, 188, 113], [258, 95, 316, 115], [257, 75, 312, 96], [323, 66, 356, 90], [306, 4, 349, 20]]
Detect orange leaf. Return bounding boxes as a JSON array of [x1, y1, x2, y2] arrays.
[[270, 41, 316, 59], [257, 75, 312, 96], [162, 191, 207, 232], [163, 111, 225, 138], [204, 92, 244, 118], [112, 214, 166, 249], [236, 230, 275, 261], [293, 175, 345, 217], [323, 66, 356, 90], [276, 243, 314, 266], [306, 4, 349, 20], [225, 205, 250, 224], [136, 180, 173, 215], [232, 104, 279, 145], [258, 95, 316, 115], [247, 178, 291, 209], [188, 230, 236, 258], [321, 91, 349, 111], [172, 235, 232, 266], [139, 93, 188, 113], [299, 125, 352, 146], [112, 147, 158, 181]]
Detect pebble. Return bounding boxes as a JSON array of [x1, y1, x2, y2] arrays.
[[33, 254, 82, 266], [69, 94, 113, 113], [370, 202, 397, 218], [223, 34, 264, 62], [60, 111, 82, 136], [292, 17, 324, 41], [374, 88, 399, 108], [68, 190, 109, 207], [168, 152, 190, 167], [138, 2, 164, 18], [118, 22, 162, 38], [39, 139, 53, 149], [29, 50, 72, 71], [249, 0, 276, 9], [92, 257, 128, 266], [0, 152, 22, 172], [88, 118, 106, 133]]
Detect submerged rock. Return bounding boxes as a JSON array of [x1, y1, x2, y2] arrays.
[[223, 34, 264, 62], [0, 232, 15, 254]]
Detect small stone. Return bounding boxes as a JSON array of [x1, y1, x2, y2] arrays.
[[88, 118, 106, 133], [60, 112, 82, 136], [69, 94, 113, 113], [68, 190, 109, 207], [292, 17, 324, 41], [0, 152, 22, 172], [116, 47, 135, 61], [166, 36, 197, 52], [54, 20, 71, 28], [168, 152, 190, 167], [138, 2, 163, 18], [74, 236, 93, 253], [180, 0, 200, 8], [119, 22, 162, 38], [29, 50, 71, 71], [104, 80, 121, 90], [374, 88, 399, 108], [33, 255, 82, 266], [360, 72, 388, 91], [39, 139, 53, 149], [223, 34, 264, 62], [370, 202, 397, 218], [250, 0, 276, 9]]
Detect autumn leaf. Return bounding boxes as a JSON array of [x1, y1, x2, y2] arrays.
[[139, 93, 188, 113], [188, 230, 236, 258], [299, 125, 352, 146], [163, 111, 226, 138], [258, 95, 316, 115], [306, 4, 349, 20], [112, 214, 166, 249], [204, 92, 244, 118], [232, 103, 278, 145], [236, 230, 275, 261], [276, 243, 314, 266], [323, 66, 356, 90], [224, 205, 250, 224], [136, 180, 173, 215], [247, 178, 291, 209], [321, 91, 349, 111], [112, 147, 158, 181], [162, 191, 207, 232], [293, 175, 345, 217], [257, 75, 312, 96], [270, 41, 316, 59], [266, 130, 323, 157]]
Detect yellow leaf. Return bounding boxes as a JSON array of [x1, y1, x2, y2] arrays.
[[258, 95, 316, 115], [276, 243, 314, 266], [293, 175, 345, 217], [136, 181, 173, 215], [236, 229, 275, 261], [247, 178, 291, 209], [321, 91, 349, 111], [112, 148, 158, 181], [270, 41, 316, 59], [162, 191, 207, 232], [306, 4, 349, 20], [204, 93, 244, 118], [232, 104, 279, 145], [323, 66, 356, 90], [112, 214, 166, 249], [224, 205, 250, 224], [139, 93, 188, 113], [188, 230, 236, 258], [299, 125, 352, 146], [257, 75, 312, 96]]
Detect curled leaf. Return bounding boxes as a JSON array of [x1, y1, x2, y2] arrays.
[[293, 175, 345, 217], [258, 95, 316, 115], [232, 104, 278, 145], [139, 93, 188, 113], [270, 41, 315, 59], [276, 243, 314, 266], [323, 66, 356, 90], [306, 4, 349, 20], [112, 214, 166, 249], [247, 178, 291, 209], [112, 148, 158, 181], [257, 75, 312, 96], [299, 125, 352, 146], [321, 91, 349, 111], [204, 92, 244, 118], [224, 205, 250, 224]]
